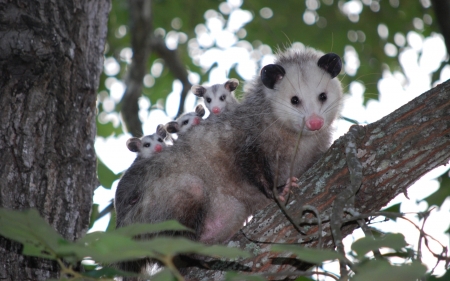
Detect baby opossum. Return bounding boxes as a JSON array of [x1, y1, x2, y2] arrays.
[[115, 47, 343, 273], [165, 104, 205, 134], [191, 78, 239, 116], [126, 125, 168, 160]]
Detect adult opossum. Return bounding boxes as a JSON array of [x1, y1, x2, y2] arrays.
[[191, 78, 240, 116], [115, 47, 343, 273]]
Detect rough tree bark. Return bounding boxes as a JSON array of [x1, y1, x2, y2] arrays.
[[0, 1, 110, 280], [185, 80, 450, 280]]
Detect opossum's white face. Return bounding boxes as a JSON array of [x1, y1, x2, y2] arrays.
[[192, 79, 239, 116], [139, 135, 166, 157], [166, 105, 205, 135], [203, 86, 234, 115], [127, 133, 166, 159], [261, 52, 343, 135], [177, 113, 202, 133]]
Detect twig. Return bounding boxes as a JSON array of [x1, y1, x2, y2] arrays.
[[417, 211, 430, 262], [151, 36, 192, 118]]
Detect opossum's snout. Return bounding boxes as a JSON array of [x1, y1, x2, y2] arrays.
[[193, 116, 201, 125], [212, 107, 221, 115], [306, 114, 324, 131], [154, 144, 163, 153]]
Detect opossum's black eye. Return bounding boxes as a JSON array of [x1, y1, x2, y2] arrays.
[[158, 138, 163, 142], [220, 95, 226, 101], [206, 98, 212, 103], [143, 143, 151, 148], [291, 96, 300, 105], [182, 120, 189, 125], [319, 93, 327, 102]]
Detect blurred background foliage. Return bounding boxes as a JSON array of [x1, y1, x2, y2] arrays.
[[93, 0, 449, 256]]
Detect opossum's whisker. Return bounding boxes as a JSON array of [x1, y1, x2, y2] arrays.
[[322, 101, 343, 115]]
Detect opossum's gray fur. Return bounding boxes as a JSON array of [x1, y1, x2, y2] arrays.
[[115, 47, 343, 274]]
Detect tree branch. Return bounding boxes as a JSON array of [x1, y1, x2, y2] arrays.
[[185, 79, 450, 279], [431, 0, 450, 57], [151, 36, 192, 118], [120, 0, 153, 137]]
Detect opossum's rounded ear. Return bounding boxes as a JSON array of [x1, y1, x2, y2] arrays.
[[126, 137, 141, 152], [166, 122, 180, 133], [195, 104, 205, 117], [318, 53, 342, 78], [156, 124, 167, 139], [192, 85, 206, 97], [261, 64, 285, 89], [224, 78, 239, 92]]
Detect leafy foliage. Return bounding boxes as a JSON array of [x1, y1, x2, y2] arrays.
[[0, 208, 249, 280], [97, 159, 120, 189], [271, 245, 345, 264], [422, 170, 450, 208], [352, 260, 427, 281], [350, 233, 408, 259], [1, 207, 446, 280]]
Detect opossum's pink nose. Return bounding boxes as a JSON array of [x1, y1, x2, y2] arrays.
[[306, 115, 324, 131], [193, 117, 201, 125], [212, 107, 220, 115], [154, 144, 163, 153]]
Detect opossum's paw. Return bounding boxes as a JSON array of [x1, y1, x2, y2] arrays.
[[278, 177, 298, 202]]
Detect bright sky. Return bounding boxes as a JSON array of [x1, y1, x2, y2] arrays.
[[92, 0, 450, 278]]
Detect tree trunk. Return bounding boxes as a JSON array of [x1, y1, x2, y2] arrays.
[[185, 80, 450, 280], [0, 1, 110, 280]]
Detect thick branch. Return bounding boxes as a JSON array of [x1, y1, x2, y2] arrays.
[[185, 80, 450, 279], [120, 0, 152, 137], [151, 36, 192, 118]]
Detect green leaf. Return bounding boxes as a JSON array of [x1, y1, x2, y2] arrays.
[[56, 227, 248, 265], [380, 203, 401, 221], [97, 158, 119, 189], [353, 260, 427, 281], [82, 266, 138, 278], [0, 208, 66, 260], [270, 245, 345, 264], [427, 268, 450, 281], [89, 203, 100, 229], [421, 171, 450, 208], [113, 220, 193, 237], [57, 232, 158, 264], [192, 244, 252, 259], [151, 268, 176, 281], [381, 203, 401, 213], [96, 118, 116, 138], [141, 237, 251, 259], [106, 208, 117, 232], [351, 233, 407, 258]]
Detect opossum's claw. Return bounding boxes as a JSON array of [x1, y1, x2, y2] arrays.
[[278, 177, 298, 202]]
